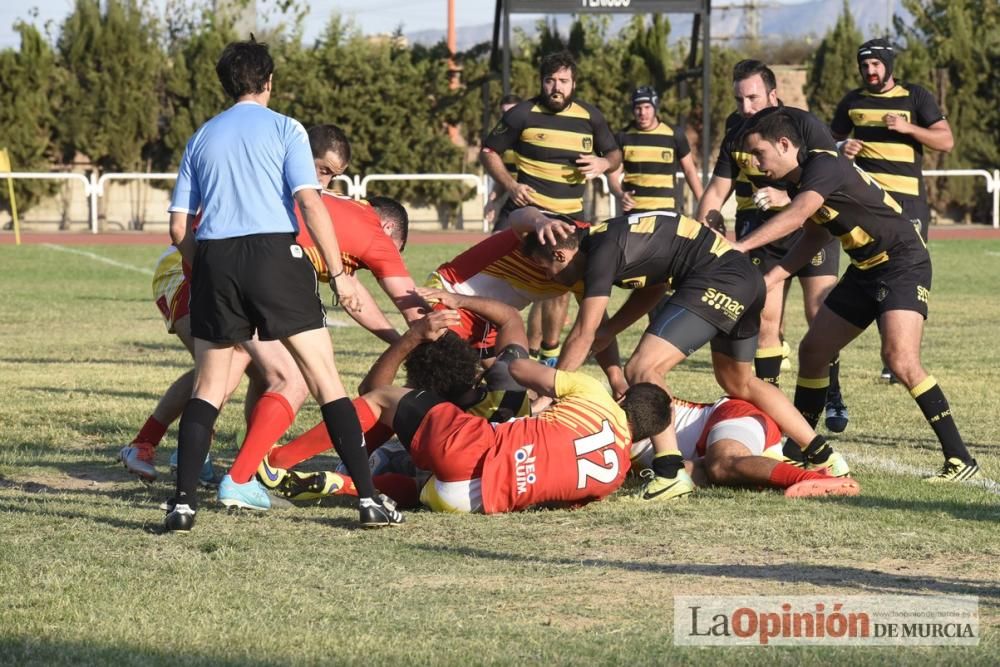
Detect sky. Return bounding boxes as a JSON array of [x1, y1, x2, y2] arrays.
[[0, 0, 813, 50], [1, 0, 500, 48]]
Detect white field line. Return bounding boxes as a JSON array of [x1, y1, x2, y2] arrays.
[[850, 451, 1000, 495], [42, 243, 359, 328], [42, 243, 154, 275], [986, 251, 1000, 257]]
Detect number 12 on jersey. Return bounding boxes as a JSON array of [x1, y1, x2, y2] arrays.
[[574, 420, 619, 488]]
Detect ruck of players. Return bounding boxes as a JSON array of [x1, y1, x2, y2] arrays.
[[115, 37, 981, 535]]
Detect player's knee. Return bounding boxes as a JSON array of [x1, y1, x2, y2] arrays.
[[883, 352, 924, 388], [624, 357, 658, 386], [704, 454, 736, 485]]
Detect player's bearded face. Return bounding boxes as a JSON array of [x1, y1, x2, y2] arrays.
[[860, 59, 887, 92], [541, 68, 576, 112], [733, 75, 777, 118]]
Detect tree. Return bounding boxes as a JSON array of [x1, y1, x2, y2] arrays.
[[56, 0, 162, 174], [155, 10, 235, 173], [805, 0, 863, 122], [0, 22, 64, 214], [898, 0, 1000, 220]]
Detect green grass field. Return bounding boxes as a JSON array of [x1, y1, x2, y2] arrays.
[[1, 239, 998, 666]]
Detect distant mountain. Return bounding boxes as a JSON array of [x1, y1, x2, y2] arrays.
[[406, 0, 910, 51]]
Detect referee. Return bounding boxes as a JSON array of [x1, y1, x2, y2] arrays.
[[165, 38, 403, 532]]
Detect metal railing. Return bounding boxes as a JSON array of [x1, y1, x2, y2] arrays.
[[2, 168, 999, 233]]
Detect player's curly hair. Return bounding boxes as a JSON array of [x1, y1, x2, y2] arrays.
[[620, 383, 672, 442], [404, 331, 481, 402]]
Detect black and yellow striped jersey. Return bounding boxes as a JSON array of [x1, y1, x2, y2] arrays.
[[501, 148, 518, 180], [793, 150, 925, 271], [484, 97, 618, 217], [580, 211, 733, 298], [715, 106, 837, 244], [615, 121, 691, 212], [831, 82, 945, 203]]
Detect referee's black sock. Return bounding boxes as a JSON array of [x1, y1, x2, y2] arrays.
[[793, 375, 829, 430], [754, 346, 784, 386], [321, 397, 377, 498], [911, 377, 975, 464], [175, 398, 219, 510]]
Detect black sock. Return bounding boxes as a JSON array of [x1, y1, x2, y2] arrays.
[[911, 378, 974, 463], [802, 435, 830, 463], [793, 375, 829, 429], [321, 397, 377, 498], [754, 348, 784, 386], [175, 398, 219, 509], [652, 453, 684, 478], [827, 356, 842, 401]]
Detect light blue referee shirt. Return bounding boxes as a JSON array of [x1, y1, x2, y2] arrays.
[[168, 101, 319, 240]]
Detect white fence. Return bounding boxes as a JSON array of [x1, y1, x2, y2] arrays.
[[2, 168, 999, 232]]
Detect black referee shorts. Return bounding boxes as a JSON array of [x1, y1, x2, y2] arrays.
[[190, 233, 326, 343]]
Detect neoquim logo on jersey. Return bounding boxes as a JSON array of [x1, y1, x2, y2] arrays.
[[674, 595, 978, 646]]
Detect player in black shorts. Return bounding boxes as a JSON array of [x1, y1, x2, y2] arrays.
[[737, 110, 978, 483], [697, 60, 849, 434], [516, 206, 850, 501], [165, 39, 404, 531]]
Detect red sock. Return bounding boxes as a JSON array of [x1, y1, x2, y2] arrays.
[[229, 392, 295, 483], [134, 416, 168, 447], [268, 421, 331, 469], [270, 397, 393, 468], [768, 462, 827, 489], [353, 396, 395, 453], [374, 473, 420, 509]]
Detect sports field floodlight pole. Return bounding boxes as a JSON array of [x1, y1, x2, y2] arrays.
[[491, 0, 713, 188]]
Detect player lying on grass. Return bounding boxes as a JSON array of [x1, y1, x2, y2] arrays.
[[734, 109, 979, 483], [271, 358, 860, 509], [629, 396, 860, 499], [120, 124, 424, 501], [515, 206, 850, 504], [355, 359, 670, 514], [255, 287, 537, 500]]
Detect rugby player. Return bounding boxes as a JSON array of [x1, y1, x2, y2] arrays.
[[631, 397, 860, 498], [832, 39, 954, 382], [516, 205, 850, 501], [481, 50, 621, 367], [736, 110, 978, 482], [609, 85, 703, 214], [164, 38, 401, 531], [359, 360, 670, 514], [697, 60, 849, 433], [832, 39, 953, 243]]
